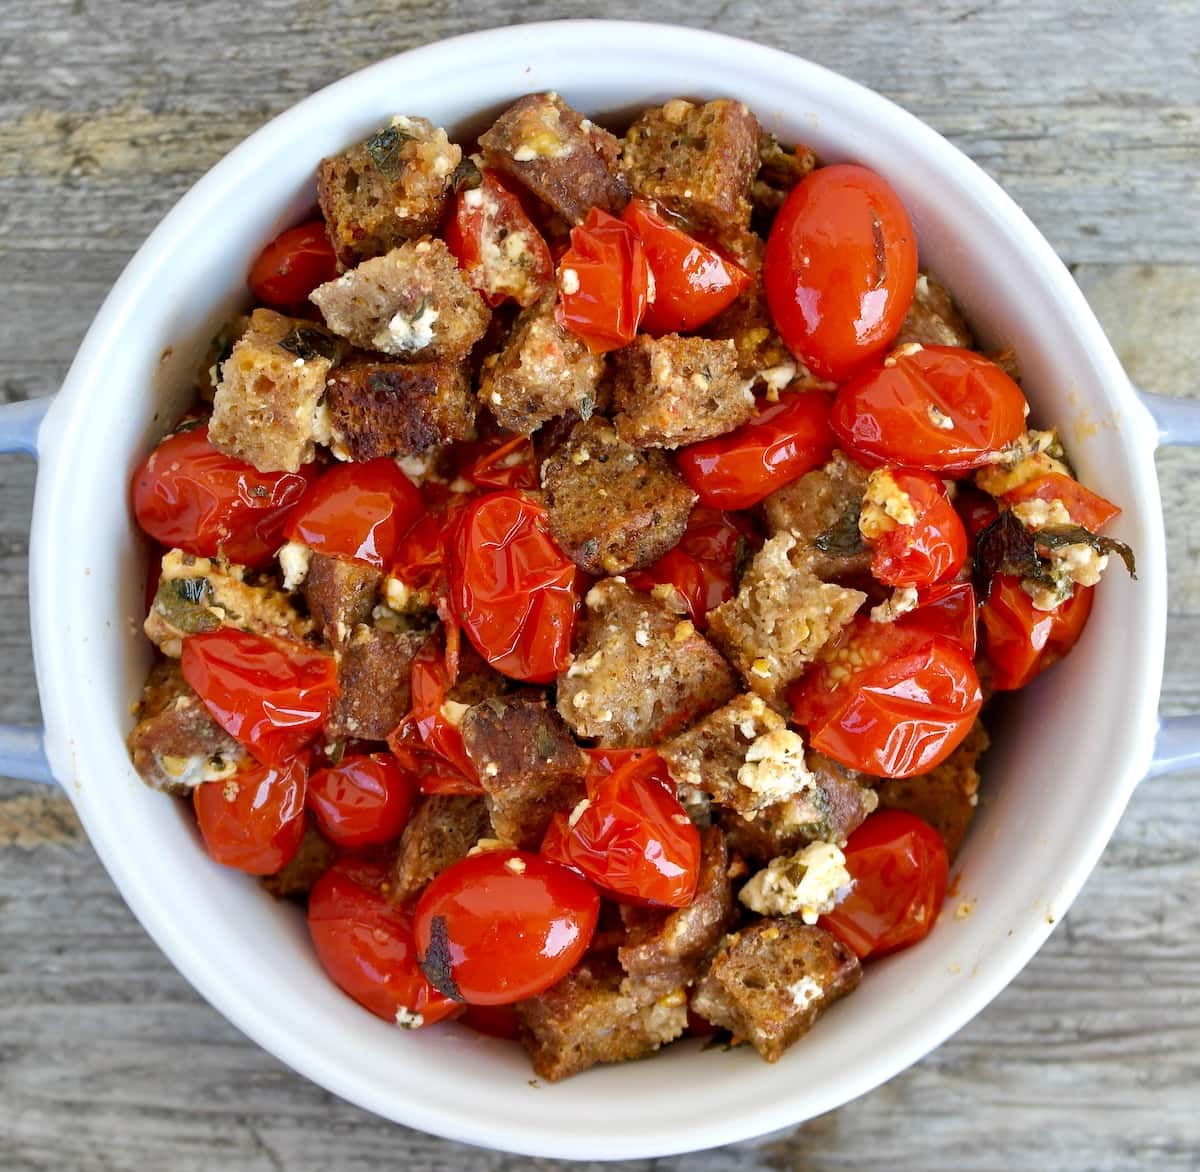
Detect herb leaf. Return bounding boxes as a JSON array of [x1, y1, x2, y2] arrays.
[[418, 915, 465, 1002], [278, 326, 338, 362], [174, 577, 212, 605], [814, 503, 867, 557], [973, 510, 1055, 600], [1035, 525, 1138, 579], [451, 155, 483, 193], [365, 124, 414, 175]]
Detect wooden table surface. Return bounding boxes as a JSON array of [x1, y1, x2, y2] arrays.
[[2, 2, 1198, 1168]]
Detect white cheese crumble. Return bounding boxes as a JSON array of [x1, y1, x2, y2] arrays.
[[384, 575, 412, 612], [1011, 497, 1072, 530], [157, 752, 238, 788], [787, 975, 824, 1011], [373, 302, 440, 353], [394, 1007, 425, 1030], [927, 403, 955, 429], [738, 841, 852, 923], [440, 700, 471, 728], [504, 856, 527, 875], [277, 540, 312, 591], [860, 467, 917, 539], [870, 584, 920, 624], [736, 728, 815, 808], [568, 797, 591, 828], [560, 267, 581, 295]]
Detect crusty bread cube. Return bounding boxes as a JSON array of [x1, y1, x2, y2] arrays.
[[325, 626, 425, 742], [388, 795, 493, 904], [261, 820, 337, 900], [895, 272, 974, 349]]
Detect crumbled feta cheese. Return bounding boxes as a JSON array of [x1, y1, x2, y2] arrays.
[[396, 452, 434, 483], [884, 341, 924, 367], [394, 1007, 425, 1029], [870, 584, 920, 624], [373, 301, 439, 353], [759, 361, 797, 395], [504, 856, 527, 875], [787, 975, 823, 1010], [440, 700, 471, 727], [560, 267, 581, 295], [927, 403, 955, 429], [860, 467, 917, 539], [737, 728, 815, 807], [739, 841, 852, 923], [976, 429, 1069, 495], [1011, 497, 1072, 531], [462, 187, 485, 209], [158, 751, 238, 788], [468, 837, 510, 856], [568, 797, 591, 828], [278, 540, 312, 591], [384, 575, 412, 612]]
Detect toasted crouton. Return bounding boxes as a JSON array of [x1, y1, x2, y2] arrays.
[[541, 418, 696, 575], [895, 272, 974, 349], [260, 819, 337, 900], [303, 553, 382, 643], [388, 794, 493, 904], [750, 133, 817, 224], [445, 642, 518, 707], [310, 239, 489, 362], [691, 920, 861, 1062], [326, 626, 426, 741], [557, 579, 737, 747]]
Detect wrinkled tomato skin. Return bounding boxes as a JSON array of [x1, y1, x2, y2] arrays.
[[285, 459, 424, 569], [248, 220, 339, 310], [764, 164, 917, 382], [456, 435, 537, 491], [1002, 472, 1120, 532], [390, 498, 469, 598], [132, 426, 315, 568], [306, 753, 416, 849], [820, 810, 949, 959], [677, 392, 834, 511], [193, 755, 308, 875], [308, 857, 461, 1026], [831, 346, 1028, 474], [413, 850, 600, 1006], [867, 469, 968, 587], [448, 490, 579, 683], [897, 580, 979, 657], [181, 628, 339, 766], [980, 573, 1094, 691]]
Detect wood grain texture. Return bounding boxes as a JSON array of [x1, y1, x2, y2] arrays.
[[1, 1, 1198, 1168]]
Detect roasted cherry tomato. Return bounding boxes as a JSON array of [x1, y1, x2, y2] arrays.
[[456, 434, 537, 491], [284, 459, 424, 569], [306, 753, 416, 849], [308, 857, 461, 1026], [132, 425, 314, 568], [390, 497, 469, 598], [193, 755, 308, 875], [1002, 472, 1120, 533], [540, 753, 700, 908], [248, 219, 339, 310], [626, 507, 757, 626], [181, 628, 339, 766], [863, 468, 968, 587], [445, 170, 554, 308], [831, 346, 1028, 473], [979, 573, 1094, 691], [790, 620, 982, 778], [896, 580, 978, 657], [413, 850, 600, 1005], [458, 1003, 521, 1040], [581, 747, 663, 792], [677, 392, 834, 511], [820, 810, 949, 959], [955, 485, 1001, 550], [556, 207, 650, 353], [448, 490, 579, 683], [621, 198, 751, 334], [764, 164, 917, 382]]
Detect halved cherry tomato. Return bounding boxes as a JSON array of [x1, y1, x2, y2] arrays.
[[458, 1003, 521, 1040], [132, 425, 315, 568], [306, 753, 416, 849], [621, 198, 751, 334], [181, 628, 339, 766], [445, 170, 554, 308], [896, 580, 978, 657], [790, 620, 982, 778], [308, 857, 461, 1026], [1002, 472, 1120, 533], [456, 434, 537, 491], [413, 850, 600, 1005], [540, 753, 700, 908], [625, 506, 758, 626], [831, 346, 1028, 473], [248, 219, 339, 310], [448, 490, 579, 683], [193, 755, 308, 875], [979, 573, 1094, 691], [284, 459, 424, 569], [676, 392, 834, 511], [820, 810, 949, 959], [864, 469, 968, 587], [764, 164, 918, 382], [555, 208, 650, 353]]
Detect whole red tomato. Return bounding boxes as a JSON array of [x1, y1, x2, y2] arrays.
[[306, 753, 416, 849], [248, 219, 339, 310], [1002, 472, 1120, 532], [864, 468, 968, 587]]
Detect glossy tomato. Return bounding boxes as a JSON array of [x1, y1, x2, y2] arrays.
[[979, 573, 1094, 691], [831, 346, 1028, 473], [448, 490, 579, 683], [284, 459, 424, 569], [676, 392, 834, 511], [864, 468, 968, 587], [390, 497, 468, 598], [413, 850, 600, 1005], [556, 207, 649, 353], [896, 580, 978, 657], [790, 619, 982, 778], [764, 164, 917, 382], [306, 753, 416, 849], [1002, 472, 1120, 532], [308, 857, 461, 1026], [181, 628, 339, 766], [193, 755, 308, 875], [955, 485, 1001, 550], [820, 810, 949, 959], [621, 198, 751, 334], [132, 425, 314, 568], [456, 434, 537, 491], [248, 219, 339, 310]]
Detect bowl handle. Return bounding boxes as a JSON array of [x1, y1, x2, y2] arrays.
[[1137, 388, 1200, 446], [0, 397, 56, 785]]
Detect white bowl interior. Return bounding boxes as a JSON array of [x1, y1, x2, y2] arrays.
[[31, 22, 1166, 1160]]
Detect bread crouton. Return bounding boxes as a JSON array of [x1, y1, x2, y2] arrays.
[[445, 642, 518, 707], [541, 418, 696, 575], [621, 98, 760, 237], [303, 553, 382, 643], [750, 133, 817, 224], [318, 115, 462, 266], [557, 579, 737, 747], [895, 273, 974, 350], [326, 626, 426, 741], [310, 239, 489, 362], [388, 794, 493, 904], [479, 92, 628, 225], [706, 534, 865, 704], [260, 819, 337, 900], [460, 695, 588, 849], [691, 920, 861, 1062], [516, 954, 687, 1081], [209, 309, 341, 473], [610, 335, 752, 449], [477, 292, 605, 435], [127, 660, 247, 793]]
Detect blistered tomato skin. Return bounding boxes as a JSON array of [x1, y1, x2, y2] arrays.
[[897, 580, 979, 657], [866, 469, 968, 587], [413, 850, 600, 1006], [1002, 472, 1120, 533], [306, 753, 416, 848], [764, 164, 918, 383], [248, 219, 339, 310]]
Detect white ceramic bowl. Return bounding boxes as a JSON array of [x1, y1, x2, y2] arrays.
[[3, 20, 1199, 1161]]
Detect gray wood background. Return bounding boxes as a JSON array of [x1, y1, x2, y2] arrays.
[[2, 2, 1197, 1168]]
